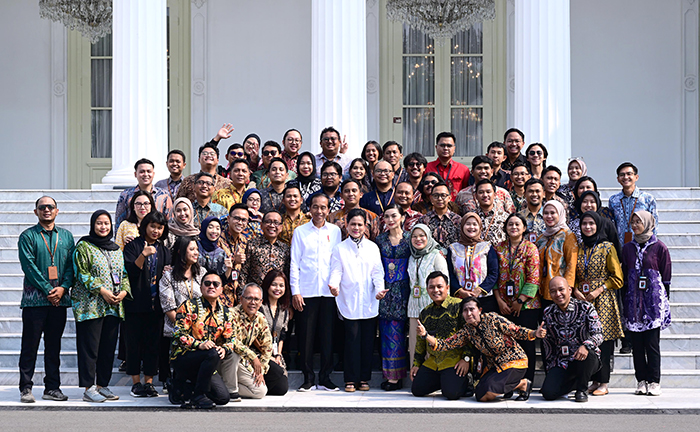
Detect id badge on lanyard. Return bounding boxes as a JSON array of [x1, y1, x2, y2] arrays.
[[413, 284, 421, 298], [506, 281, 515, 297]]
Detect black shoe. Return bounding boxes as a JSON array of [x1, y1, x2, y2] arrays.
[[168, 385, 184, 405], [298, 381, 316, 392], [42, 389, 68, 401], [383, 380, 403, 392], [575, 390, 588, 402], [318, 379, 339, 392], [130, 382, 147, 397], [229, 392, 241, 402], [380, 381, 389, 390], [118, 361, 127, 372], [514, 380, 532, 401], [192, 394, 215, 409], [502, 391, 514, 399], [143, 382, 159, 397], [620, 345, 632, 354]]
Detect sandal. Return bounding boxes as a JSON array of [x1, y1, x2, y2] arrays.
[[345, 383, 356, 393], [359, 382, 370, 391]]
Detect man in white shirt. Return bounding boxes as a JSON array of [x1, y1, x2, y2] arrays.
[[290, 193, 343, 392]]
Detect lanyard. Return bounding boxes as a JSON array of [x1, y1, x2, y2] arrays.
[[623, 196, 639, 227], [582, 244, 598, 281], [40, 231, 59, 266], [465, 245, 475, 274], [186, 277, 194, 298], [99, 248, 114, 273], [634, 240, 653, 273], [507, 239, 522, 278], [270, 305, 281, 339], [375, 188, 396, 214], [194, 204, 212, 227]]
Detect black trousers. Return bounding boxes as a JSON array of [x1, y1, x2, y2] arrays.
[[159, 336, 172, 383], [630, 328, 661, 384], [264, 360, 289, 396], [507, 308, 539, 381], [411, 365, 469, 400], [541, 354, 601, 400], [124, 311, 163, 377], [171, 349, 229, 405], [479, 296, 498, 314], [76, 315, 120, 388], [117, 321, 126, 361], [592, 339, 614, 384], [343, 317, 376, 384], [19, 306, 67, 391], [295, 296, 336, 383]]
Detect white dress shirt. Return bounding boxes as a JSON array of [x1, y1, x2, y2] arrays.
[[329, 237, 385, 320], [290, 220, 342, 298]]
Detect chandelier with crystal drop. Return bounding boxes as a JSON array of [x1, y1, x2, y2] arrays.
[[39, 0, 112, 43], [386, 0, 496, 41]]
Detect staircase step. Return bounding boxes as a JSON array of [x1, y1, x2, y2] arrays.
[[657, 234, 700, 247], [0, 318, 75, 333], [670, 288, 700, 303], [0, 334, 76, 351], [660, 334, 700, 350], [0, 223, 91, 236], [672, 260, 700, 273], [608, 369, 700, 388], [598, 187, 700, 200], [671, 274, 700, 288], [0, 276, 22, 288], [0, 211, 114, 223], [656, 221, 700, 234], [655, 198, 700, 209], [0, 351, 80, 368], [664, 319, 700, 334], [658, 209, 700, 220], [614, 352, 700, 370], [1, 200, 118, 212], [669, 246, 700, 260]]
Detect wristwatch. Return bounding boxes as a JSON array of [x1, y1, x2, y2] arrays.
[[516, 297, 525, 305]]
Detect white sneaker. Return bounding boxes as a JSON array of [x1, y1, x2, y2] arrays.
[[635, 380, 647, 395], [647, 382, 661, 396]]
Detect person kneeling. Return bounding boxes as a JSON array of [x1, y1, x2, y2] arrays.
[[540, 276, 603, 403], [169, 272, 231, 409], [418, 297, 545, 402]]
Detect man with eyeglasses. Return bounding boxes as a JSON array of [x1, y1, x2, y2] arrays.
[[404, 152, 428, 203], [360, 160, 396, 216], [218, 204, 254, 305], [17, 196, 75, 403], [115, 158, 173, 233], [609, 162, 658, 247], [456, 155, 516, 215], [240, 210, 290, 287], [474, 179, 509, 246], [219, 283, 276, 400], [281, 129, 303, 174], [213, 158, 253, 211], [177, 142, 232, 202], [260, 158, 291, 213], [155, 149, 187, 200], [169, 272, 232, 409], [425, 131, 471, 202], [418, 182, 461, 252], [192, 172, 228, 227], [308, 161, 345, 213], [382, 141, 409, 186], [315, 126, 352, 175], [291, 193, 343, 391], [501, 128, 528, 172], [509, 161, 531, 213]]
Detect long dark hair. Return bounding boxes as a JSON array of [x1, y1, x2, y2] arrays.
[[261, 269, 291, 311], [126, 190, 156, 224], [171, 236, 201, 282]]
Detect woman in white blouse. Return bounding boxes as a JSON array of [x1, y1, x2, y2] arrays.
[[329, 208, 387, 393]]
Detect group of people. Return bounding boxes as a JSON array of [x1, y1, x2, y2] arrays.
[[17, 125, 672, 407]]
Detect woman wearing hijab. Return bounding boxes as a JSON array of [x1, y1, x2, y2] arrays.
[[289, 151, 322, 203], [559, 158, 587, 216], [407, 223, 449, 365], [535, 200, 578, 308], [572, 176, 616, 222], [166, 198, 200, 250], [72, 210, 131, 402], [575, 211, 624, 396], [447, 213, 499, 313], [570, 190, 621, 254], [620, 210, 672, 396], [197, 216, 230, 276]]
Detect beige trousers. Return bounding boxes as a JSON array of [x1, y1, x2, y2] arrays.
[[219, 352, 268, 399]]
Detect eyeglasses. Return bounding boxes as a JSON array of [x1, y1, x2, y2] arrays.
[[424, 180, 438, 186], [321, 136, 339, 142], [262, 150, 278, 157], [203, 280, 221, 288], [285, 138, 302, 144], [242, 296, 262, 303], [374, 169, 392, 175], [230, 151, 245, 158], [230, 215, 249, 224], [247, 197, 261, 203], [408, 162, 423, 168], [201, 151, 217, 157], [196, 181, 214, 187], [37, 204, 56, 211], [321, 172, 339, 178], [528, 150, 544, 156], [432, 193, 450, 200], [263, 220, 282, 226], [134, 202, 151, 208]]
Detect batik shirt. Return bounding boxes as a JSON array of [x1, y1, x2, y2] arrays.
[[159, 268, 203, 337], [230, 304, 273, 374], [155, 177, 182, 203], [288, 178, 322, 204], [519, 206, 546, 238], [279, 212, 311, 245], [170, 297, 236, 360], [608, 187, 658, 246], [212, 184, 250, 211], [510, 189, 526, 213], [535, 229, 578, 300], [240, 236, 291, 287], [542, 299, 603, 370], [494, 240, 541, 310], [418, 210, 461, 252], [327, 207, 380, 241], [177, 172, 232, 203], [414, 296, 466, 371], [475, 206, 509, 246], [217, 228, 250, 306], [455, 185, 516, 215], [259, 186, 286, 214], [307, 188, 344, 214], [192, 200, 228, 228], [115, 186, 173, 231]]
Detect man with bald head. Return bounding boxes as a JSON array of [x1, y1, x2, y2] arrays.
[[540, 276, 603, 403], [360, 160, 396, 215]]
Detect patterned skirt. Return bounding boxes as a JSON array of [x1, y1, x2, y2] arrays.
[[379, 319, 408, 380]]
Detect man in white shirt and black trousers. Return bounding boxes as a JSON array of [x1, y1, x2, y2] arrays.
[[290, 193, 343, 392]]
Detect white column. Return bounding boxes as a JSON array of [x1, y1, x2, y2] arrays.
[[311, 0, 367, 157], [102, 0, 168, 185], [514, 0, 571, 172]]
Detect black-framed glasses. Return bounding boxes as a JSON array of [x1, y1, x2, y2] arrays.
[[230, 151, 245, 158], [242, 296, 262, 303], [321, 172, 339, 178], [134, 202, 151, 208], [528, 150, 544, 156], [203, 280, 221, 287], [196, 180, 214, 187], [230, 215, 249, 224], [262, 150, 279, 157], [263, 220, 282, 226], [408, 162, 423, 168], [432, 193, 450, 200], [37, 204, 56, 211]]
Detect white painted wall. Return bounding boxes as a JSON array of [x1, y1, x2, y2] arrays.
[[0, 1, 53, 188], [570, 0, 684, 187]]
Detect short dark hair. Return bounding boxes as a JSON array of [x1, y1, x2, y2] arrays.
[[474, 179, 495, 192], [262, 210, 283, 223], [269, 157, 289, 171], [471, 155, 494, 170], [226, 143, 243, 154], [309, 192, 331, 207], [228, 203, 250, 216], [504, 212, 528, 232], [320, 126, 341, 142], [321, 160, 343, 177], [396, 181, 414, 193], [202, 270, 222, 282], [261, 269, 291, 311], [382, 140, 403, 153], [126, 190, 156, 224], [195, 171, 215, 183], [426, 270, 448, 286], [461, 296, 482, 310], [511, 161, 530, 173], [282, 128, 303, 143], [198, 142, 219, 157], [431, 181, 450, 193], [346, 207, 367, 223], [487, 141, 506, 152], [542, 165, 562, 178], [524, 178, 545, 191], [262, 140, 282, 154], [436, 131, 456, 144], [341, 178, 362, 192], [404, 152, 428, 169], [283, 183, 301, 197], [362, 141, 383, 162], [503, 128, 525, 142], [35, 196, 57, 208], [134, 158, 154, 171], [138, 211, 169, 240], [231, 158, 250, 170], [167, 149, 186, 163], [616, 162, 638, 176]]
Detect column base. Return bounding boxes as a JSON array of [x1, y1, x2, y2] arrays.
[[100, 167, 138, 187]]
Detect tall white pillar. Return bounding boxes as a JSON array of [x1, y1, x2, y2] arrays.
[[514, 0, 571, 172], [311, 0, 367, 157], [102, 0, 168, 185]]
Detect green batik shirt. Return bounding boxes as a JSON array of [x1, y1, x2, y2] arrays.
[[18, 224, 75, 308], [414, 296, 468, 371]]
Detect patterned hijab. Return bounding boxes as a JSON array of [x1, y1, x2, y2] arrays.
[[168, 198, 200, 237], [459, 212, 482, 247], [410, 224, 440, 258], [633, 210, 655, 244], [542, 200, 568, 238], [579, 211, 603, 248]]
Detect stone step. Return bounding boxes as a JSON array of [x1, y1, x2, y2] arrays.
[[669, 246, 700, 259], [656, 221, 700, 234], [0, 351, 81, 368], [671, 260, 700, 273], [660, 334, 700, 350], [0, 318, 76, 334], [657, 234, 700, 247], [613, 352, 700, 370], [671, 274, 700, 288], [0, 223, 90, 236], [0, 334, 76, 351], [671, 303, 700, 317], [0, 190, 122, 201], [0, 234, 86, 248], [0, 276, 22, 288], [0, 211, 114, 223], [1, 200, 118, 212], [664, 318, 700, 334], [658, 209, 700, 220], [671, 289, 700, 303], [655, 198, 700, 210], [607, 369, 700, 388], [598, 187, 700, 199]]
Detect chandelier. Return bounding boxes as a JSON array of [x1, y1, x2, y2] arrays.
[[386, 0, 496, 41], [39, 0, 112, 43]]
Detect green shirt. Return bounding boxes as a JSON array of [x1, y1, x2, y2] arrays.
[[18, 224, 75, 308], [414, 296, 467, 371]]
